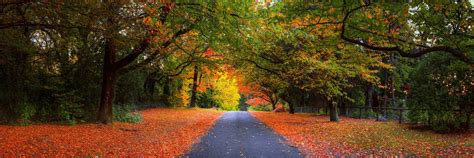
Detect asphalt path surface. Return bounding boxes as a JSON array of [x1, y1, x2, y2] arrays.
[[185, 111, 303, 158]]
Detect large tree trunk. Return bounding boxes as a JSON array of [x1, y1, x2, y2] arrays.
[[97, 70, 116, 124], [280, 94, 293, 114], [287, 86, 300, 114], [330, 101, 339, 122], [288, 102, 295, 114], [97, 39, 117, 124], [189, 65, 199, 108]]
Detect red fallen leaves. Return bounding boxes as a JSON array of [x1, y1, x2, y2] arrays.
[[251, 112, 474, 157], [0, 108, 222, 157]]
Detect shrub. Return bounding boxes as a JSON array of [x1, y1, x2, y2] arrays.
[[238, 94, 249, 111], [113, 105, 143, 123], [347, 109, 377, 119], [197, 89, 218, 108], [248, 104, 271, 111], [56, 93, 85, 125], [407, 54, 472, 132], [17, 102, 36, 125]]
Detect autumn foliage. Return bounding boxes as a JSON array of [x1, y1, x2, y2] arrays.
[[0, 108, 222, 157], [251, 112, 474, 157]]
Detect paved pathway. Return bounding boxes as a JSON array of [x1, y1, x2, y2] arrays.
[[185, 111, 302, 158]]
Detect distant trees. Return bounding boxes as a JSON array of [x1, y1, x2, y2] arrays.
[[233, 2, 387, 121], [212, 72, 241, 111]]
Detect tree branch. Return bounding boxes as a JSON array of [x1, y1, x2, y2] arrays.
[[340, 2, 473, 64], [0, 22, 102, 31], [167, 44, 209, 77], [0, 0, 31, 6], [119, 26, 193, 74], [114, 38, 150, 70], [241, 58, 281, 76]]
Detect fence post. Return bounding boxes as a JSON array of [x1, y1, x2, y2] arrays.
[[359, 107, 362, 119], [376, 107, 379, 121], [398, 108, 402, 123]]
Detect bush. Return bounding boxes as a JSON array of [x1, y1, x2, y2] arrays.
[[248, 104, 271, 111], [197, 89, 218, 108], [347, 109, 377, 119], [238, 94, 249, 111], [54, 93, 86, 125], [17, 102, 36, 125], [113, 105, 143, 123]]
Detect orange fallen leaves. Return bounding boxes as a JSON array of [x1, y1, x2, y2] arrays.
[[251, 112, 473, 157], [0, 108, 222, 157]]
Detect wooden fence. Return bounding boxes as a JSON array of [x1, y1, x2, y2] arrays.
[[294, 106, 466, 124]]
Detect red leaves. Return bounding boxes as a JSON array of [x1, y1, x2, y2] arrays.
[[246, 98, 268, 106], [251, 112, 473, 157], [0, 108, 222, 157]]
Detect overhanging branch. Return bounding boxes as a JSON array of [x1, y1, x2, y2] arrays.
[[340, 1, 473, 64]]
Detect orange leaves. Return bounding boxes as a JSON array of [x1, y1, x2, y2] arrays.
[[251, 112, 473, 157], [143, 16, 152, 25], [154, 20, 162, 28], [367, 14, 374, 20], [434, 4, 443, 12], [290, 19, 303, 28], [0, 108, 222, 157]]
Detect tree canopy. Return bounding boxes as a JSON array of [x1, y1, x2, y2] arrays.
[[0, 1, 472, 131]]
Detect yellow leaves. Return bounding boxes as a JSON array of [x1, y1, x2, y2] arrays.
[[359, 69, 380, 84], [328, 7, 336, 14], [336, 43, 344, 49], [402, 7, 409, 17], [212, 72, 240, 110], [271, 12, 284, 18], [291, 18, 304, 27], [177, 77, 193, 107], [377, 61, 393, 70], [374, 6, 382, 17]]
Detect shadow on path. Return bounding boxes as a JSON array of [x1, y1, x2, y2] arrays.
[[185, 111, 302, 158]]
